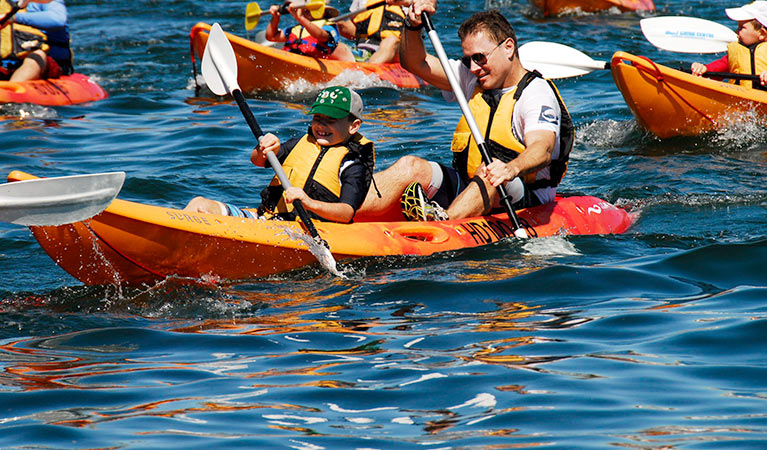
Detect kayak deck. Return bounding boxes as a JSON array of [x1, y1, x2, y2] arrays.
[[0, 73, 107, 106], [189, 22, 427, 92], [10, 170, 633, 285], [611, 51, 767, 138]]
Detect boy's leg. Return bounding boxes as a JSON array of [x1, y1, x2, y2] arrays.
[[356, 155, 433, 221]]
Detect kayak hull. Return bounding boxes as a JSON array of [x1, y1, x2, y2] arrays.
[[0, 73, 107, 106], [611, 51, 767, 138], [10, 170, 633, 285], [529, 0, 654, 16], [189, 22, 427, 92]]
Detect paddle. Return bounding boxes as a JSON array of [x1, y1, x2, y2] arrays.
[[245, 0, 325, 32], [201, 22, 338, 273], [420, 12, 527, 238], [0, 4, 20, 27], [0, 172, 125, 226], [640, 16, 738, 54], [519, 41, 609, 79], [518, 41, 763, 83], [329, 2, 383, 23]]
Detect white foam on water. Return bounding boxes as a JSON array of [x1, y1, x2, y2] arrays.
[[522, 235, 581, 257], [281, 69, 397, 97], [576, 119, 646, 148], [0, 103, 58, 121]]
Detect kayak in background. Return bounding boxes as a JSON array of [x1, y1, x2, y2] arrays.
[[529, 0, 654, 16], [611, 51, 767, 138], [189, 22, 427, 92], [0, 73, 107, 106], [9, 170, 634, 285]]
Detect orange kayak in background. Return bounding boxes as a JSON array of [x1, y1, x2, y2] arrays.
[[9, 170, 633, 285], [0, 73, 107, 106], [529, 0, 654, 16], [189, 22, 427, 92], [611, 51, 767, 138]]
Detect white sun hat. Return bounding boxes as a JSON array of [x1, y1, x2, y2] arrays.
[[726, 1, 767, 27]]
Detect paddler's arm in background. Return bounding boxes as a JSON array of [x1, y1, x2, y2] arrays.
[[13, 0, 66, 29], [479, 130, 555, 188], [265, 5, 288, 42], [291, 5, 331, 43], [398, 0, 452, 91]]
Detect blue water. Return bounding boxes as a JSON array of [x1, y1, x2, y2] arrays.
[[1, 0, 766, 448]]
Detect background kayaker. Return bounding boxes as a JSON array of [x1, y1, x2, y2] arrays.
[[335, 0, 406, 64], [691, 1, 767, 89], [265, 0, 355, 61], [355, 6, 573, 222], [184, 86, 376, 224], [0, 0, 67, 82]]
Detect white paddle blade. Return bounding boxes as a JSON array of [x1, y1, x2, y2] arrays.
[[0, 172, 125, 226], [201, 23, 240, 96], [640, 16, 737, 54], [519, 41, 608, 79]]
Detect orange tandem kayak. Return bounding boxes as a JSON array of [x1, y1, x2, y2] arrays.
[[189, 22, 427, 92], [611, 51, 767, 138], [9, 170, 633, 285], [529, 0, 654, 16], [0, 73, 107, 106]]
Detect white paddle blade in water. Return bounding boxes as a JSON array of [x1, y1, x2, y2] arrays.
[[201, 23, 240, 96], [519, 41, 608, 79], [640, 16, 737, 54], [0, 172, 125, 226]]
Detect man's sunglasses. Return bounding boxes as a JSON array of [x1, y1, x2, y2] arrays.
[[460, 40, 506, 68]]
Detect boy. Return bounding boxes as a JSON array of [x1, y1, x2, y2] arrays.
[[184, 86, 375, 224], [265, 1, 354, 61], [691, 1, 767, 89], [336, 0, 406, 64]]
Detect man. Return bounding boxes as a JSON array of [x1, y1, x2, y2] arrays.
[[355, 2, 573, 222]]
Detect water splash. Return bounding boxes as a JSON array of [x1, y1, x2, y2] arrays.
[[521, 235, 581, 257], [281, 226, 346, 278]]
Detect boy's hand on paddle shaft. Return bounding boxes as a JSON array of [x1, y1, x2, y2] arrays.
[[251, 133, 281, 167], [690, 62, 707, 77], [283, 187, 311, 205]]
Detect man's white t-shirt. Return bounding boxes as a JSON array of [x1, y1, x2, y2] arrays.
[[442, 59, 562, 204]]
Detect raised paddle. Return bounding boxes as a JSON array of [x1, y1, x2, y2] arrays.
[[640, 16, 738, 54], [0, 4, 19, 27], [0, 172, 125, 226], [201, 22, 339, 274], [245, 0, 325, 32], [518, 41, 763, 83], [420, 12, 528, 238]]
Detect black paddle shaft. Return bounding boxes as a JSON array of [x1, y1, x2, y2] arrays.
[[420, 13, 525, 233], [681, 68, 762, 82], [0, 5, 20, 27], [230, 88, 325, 243]]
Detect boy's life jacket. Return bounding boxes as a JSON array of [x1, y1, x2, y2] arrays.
[[727, 40, 767, 90], [450, 70, 574, 191], [352, 0, 405, 47], [1, 0, 48, 61], [259, 129, 375, 221], [283, 20, 337, 58]]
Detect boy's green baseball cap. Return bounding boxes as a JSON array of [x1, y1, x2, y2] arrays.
[[308, 86, 364, 120]]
